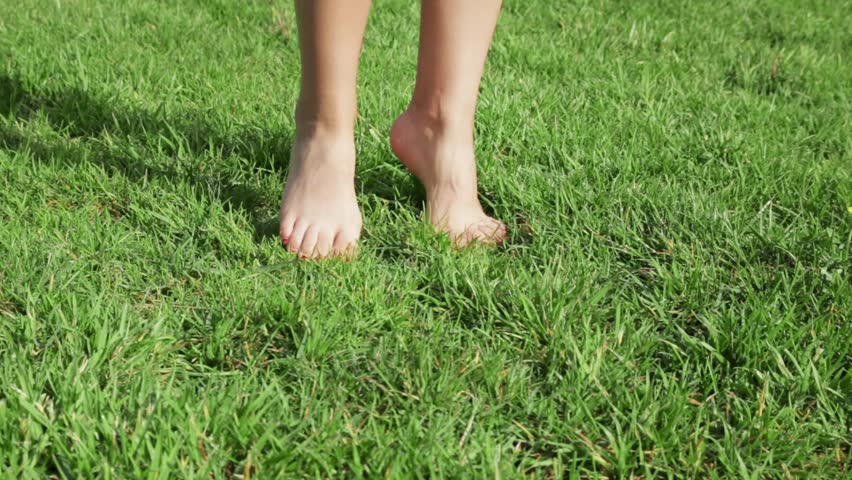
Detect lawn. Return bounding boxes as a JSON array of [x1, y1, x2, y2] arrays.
[[1, 0, 850, 477]]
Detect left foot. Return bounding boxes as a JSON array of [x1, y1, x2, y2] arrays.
[[390, 108, 507, 247]]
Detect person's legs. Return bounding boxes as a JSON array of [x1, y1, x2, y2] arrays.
[[280, 0, 371, 258], [391, 0, 507, 246]]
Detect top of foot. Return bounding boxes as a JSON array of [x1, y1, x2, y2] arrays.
[[279, 133, 362, 259]]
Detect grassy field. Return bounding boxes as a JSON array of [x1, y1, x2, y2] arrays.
[[1, 0, 850, 477]]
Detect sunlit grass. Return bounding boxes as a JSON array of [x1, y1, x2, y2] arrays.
[[1, 0, 850, 477]]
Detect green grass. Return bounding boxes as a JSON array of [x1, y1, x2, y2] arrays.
[[1, 0, 850, 477]]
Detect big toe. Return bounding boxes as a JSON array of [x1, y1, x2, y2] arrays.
[[331, 229, 359, 259], [462, 217, 507, 247]]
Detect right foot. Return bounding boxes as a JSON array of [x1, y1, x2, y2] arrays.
[[390, 109, 507, 247], [279, 131, 362, 259]]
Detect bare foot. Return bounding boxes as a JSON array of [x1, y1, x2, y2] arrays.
[[279, 131, 362, 259], [390, 109, 507, 247]]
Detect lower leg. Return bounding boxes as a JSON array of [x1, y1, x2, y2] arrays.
[[280, 0, 371, 258], [391, 0, 506, 246]]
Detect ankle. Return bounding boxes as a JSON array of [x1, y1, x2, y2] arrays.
[[291, 114, 356, 174], [294, 124, 353, 147], [403, 99, 475, 142], [295, 97, 357, 139]]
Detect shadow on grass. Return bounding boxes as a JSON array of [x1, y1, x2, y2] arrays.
[[0, 71, 510, 251], [0, 72, 290, 241]]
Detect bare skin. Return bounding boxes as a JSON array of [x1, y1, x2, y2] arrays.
[[280, 0, 370, 258], [390, 0, 506, 247], [390, 110, 506, 247], [281, 0, 506, 258], [279, 130, 361, 258]]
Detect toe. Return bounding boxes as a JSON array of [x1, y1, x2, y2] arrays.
[[464, 218, 506, 247], [486, 220, 508, 245], [287, 220, 309, 255], [298, 226, 319, 259], [332, 230, 359, 258], [455, 229, 474, 248], [279, 215, 296, 245], [315, 230, 334, 258]]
